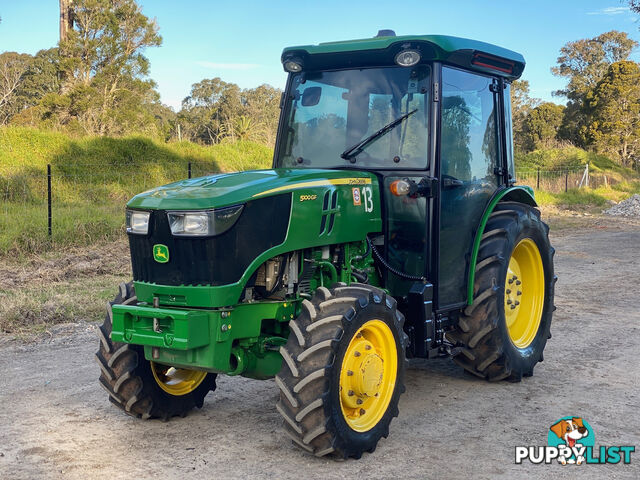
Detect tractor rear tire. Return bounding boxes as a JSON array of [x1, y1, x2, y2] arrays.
[[448, 202, 555, 382], [96, 282, 217, 419], [275, 283, 407, 459]]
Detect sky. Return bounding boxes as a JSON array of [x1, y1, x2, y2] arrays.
[[1, 1, 639, 110]]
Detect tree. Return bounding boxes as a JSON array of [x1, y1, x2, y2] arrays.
[[510, 79, 540, 151], [59, 0, 74, 42], [179, 77, 241, 143], [36, 0, 165, 135], [552, 31, 637, 99], [0, 52, 32, 125], [242, 84, 281, 145], [520, 102, 565, 152], [552, 31, 638, 146], [179, 78, 282, 145], [587, 60, 640, 168]]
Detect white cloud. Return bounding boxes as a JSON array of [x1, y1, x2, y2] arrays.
[[587, 6, 630, 15], [196, 61, 260, 70]]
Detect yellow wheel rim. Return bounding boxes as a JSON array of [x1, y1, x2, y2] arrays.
[[339, 319, 398, 432], [150, 362, 207, 396], [505, 238, 545, 349]]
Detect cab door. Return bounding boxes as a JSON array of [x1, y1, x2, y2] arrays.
[[438, 67, 502, 307]]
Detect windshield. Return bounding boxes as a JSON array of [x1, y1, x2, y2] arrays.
[[276, 65, 431, 169]]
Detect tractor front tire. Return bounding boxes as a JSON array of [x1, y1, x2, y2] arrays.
[[448, 202, 555, 382], [96, 282, 217, 420], [276, 284, 407, 459]]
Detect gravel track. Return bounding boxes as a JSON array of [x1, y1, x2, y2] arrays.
[[1, 219, 639, 479]]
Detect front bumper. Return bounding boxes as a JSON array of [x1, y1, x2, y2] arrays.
[[110, 300, 298, 378]]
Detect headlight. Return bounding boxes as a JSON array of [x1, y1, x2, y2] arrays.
[[167, 205, 244, 237], [126, 210, 150, 235], [283, 56, 303, 73], [395, 49, 421, 67]]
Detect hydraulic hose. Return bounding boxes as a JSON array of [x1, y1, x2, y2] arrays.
[[366, 236, 426, 282]]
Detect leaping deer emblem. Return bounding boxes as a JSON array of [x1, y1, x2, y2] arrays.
[[154, 245, 168, 262]]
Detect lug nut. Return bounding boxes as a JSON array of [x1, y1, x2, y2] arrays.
[[347, 370, 353, 376], [515, 301, 520, 306], [356, 399, 363, 405], [365, 345, 372, 350], [516, 280, 522, 286], [508, 278, 514, 284], [356, 332, 363, 338], [506, 289, 511, 294], [348, 390, 354, 396], [360, 409, 366, 415], [354, 351, 361, 357], [510, 305, 516, 310], [517, 291, 522, 296], [507, 299, 512, 305]]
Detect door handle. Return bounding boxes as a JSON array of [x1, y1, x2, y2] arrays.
[[443, 177, 464, 188]]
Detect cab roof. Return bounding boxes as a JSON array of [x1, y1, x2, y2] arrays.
[[282, 33, 525, 80]]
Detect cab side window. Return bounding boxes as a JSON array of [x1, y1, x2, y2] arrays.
[[438, 67, 500, 306], [441, 67, 498, 185]]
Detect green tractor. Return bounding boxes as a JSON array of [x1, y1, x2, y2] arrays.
[[97, 31, 555, 459]]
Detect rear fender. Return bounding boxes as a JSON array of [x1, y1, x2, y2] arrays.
[[466, 186, 537, 305]]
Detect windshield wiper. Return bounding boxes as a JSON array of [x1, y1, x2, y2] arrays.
[[341, 109, 418, 162]]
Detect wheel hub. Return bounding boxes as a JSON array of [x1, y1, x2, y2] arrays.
[[339, 320, 397, 432], [504, 238, 545, 349], [151, 362, 208, 396]]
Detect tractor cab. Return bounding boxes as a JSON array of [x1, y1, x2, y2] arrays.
[[275, 31, 524, 311]]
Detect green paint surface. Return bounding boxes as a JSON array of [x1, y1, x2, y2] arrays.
[[131, 171, 382, 307], [111, 300, 299, 378], [283, 34, 525, 79], [127, 168, 377, 210]]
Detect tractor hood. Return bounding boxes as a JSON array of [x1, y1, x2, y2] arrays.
[[127, 168, 376, 210]]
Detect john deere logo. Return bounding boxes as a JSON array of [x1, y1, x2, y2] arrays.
[[153, 244, 169, 263]]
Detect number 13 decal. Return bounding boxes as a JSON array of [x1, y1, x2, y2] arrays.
[[362, 186, 373, 213]]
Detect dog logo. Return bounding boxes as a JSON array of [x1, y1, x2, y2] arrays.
[[153, 244, 169, 263], [549, 417, 592, 465], [515, 416, 635, 465]]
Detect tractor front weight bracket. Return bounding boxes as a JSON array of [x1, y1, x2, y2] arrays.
[[110, 299, 300, 379]]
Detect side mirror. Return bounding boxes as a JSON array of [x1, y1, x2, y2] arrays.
[[301, 86, 321, 107]]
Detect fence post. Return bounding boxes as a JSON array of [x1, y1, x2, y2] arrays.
[[47, 164, 52, 237], [586, 163, 589, 188], [536, 167, 540, 190], [188, 162, 192, 179], [565, 169, 568, 193]]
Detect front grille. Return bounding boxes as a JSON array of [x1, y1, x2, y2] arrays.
[[129, 194, 291, 286]]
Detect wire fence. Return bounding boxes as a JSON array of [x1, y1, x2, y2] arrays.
[[0, 162, 610, 253], [516, 164, 618, 193], [0, 162, 218, 253]]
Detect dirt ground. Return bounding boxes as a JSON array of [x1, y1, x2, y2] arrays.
[[0, 215, 639, 479]]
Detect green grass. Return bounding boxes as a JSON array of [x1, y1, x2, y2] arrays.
[[0, 126, 272, 255], [515, 146, 639, 210], [515, 146, 639, 179], [534, 181, 640, 209], [534, 189, 609, 207]]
